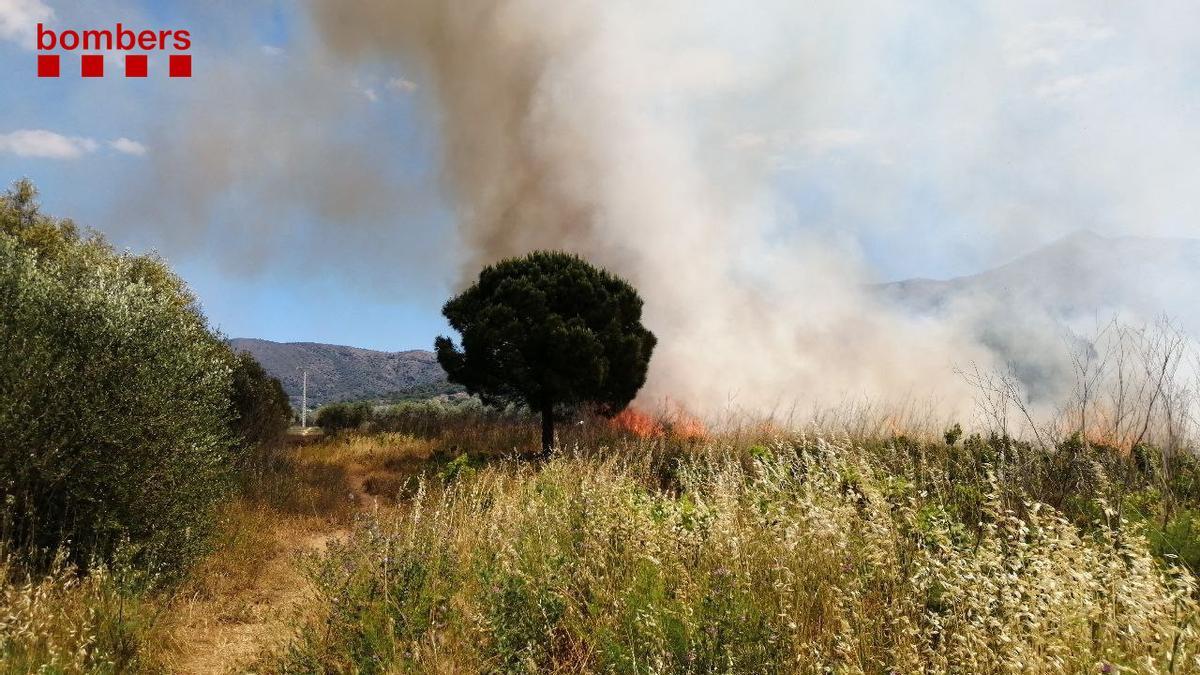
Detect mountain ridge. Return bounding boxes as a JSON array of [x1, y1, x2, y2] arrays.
[[227, 337, 453, 407], [877, 230, 1200, 332]]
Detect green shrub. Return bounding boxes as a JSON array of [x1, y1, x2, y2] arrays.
[[314, 401, 373, 432], [1146, 509, 1200, 575], [437, 453, 478, 483], [0, 181, 236, 579], [943, 422, 963, 446], [373, 397, 528, 437], [229, 350, 292, 458]]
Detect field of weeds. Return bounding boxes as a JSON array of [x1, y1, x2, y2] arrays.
[[273, 432, 1200, 674], [5, 421, 1200, 673]]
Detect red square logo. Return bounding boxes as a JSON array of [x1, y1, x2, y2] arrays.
[[169, 54, 191, 78], [37, 54, 59, 78], [125, 54, 147, 78], [81, 54, 104, 77]]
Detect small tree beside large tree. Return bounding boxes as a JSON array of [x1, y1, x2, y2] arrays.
[[435, 251, 657, 455]]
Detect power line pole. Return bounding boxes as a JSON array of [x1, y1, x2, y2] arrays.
[[300, 368, 308, 428]]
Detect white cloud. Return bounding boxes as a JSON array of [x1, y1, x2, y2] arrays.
[[0, 0, 52, 47], [1006, 18, 1115, 69], [799, 128, 866, 153], [0, 130, 147, 159], [729, 128, 865, 155], [387, 77, 417, 93], [261, 45, 283, 57], [109, 137, 147, 156], [0, 129, 98, 159], [1035, 67, 1132, 101], [351, 78, 380, 102]]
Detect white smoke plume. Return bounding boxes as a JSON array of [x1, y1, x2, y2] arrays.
[[309, 0, 998, 418], [58, 0, 1199, 429]]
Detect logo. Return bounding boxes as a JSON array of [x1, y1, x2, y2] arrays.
[[36, 23, 191, 78]]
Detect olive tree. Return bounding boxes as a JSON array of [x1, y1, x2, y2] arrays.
[[1, 180, 233, 577]]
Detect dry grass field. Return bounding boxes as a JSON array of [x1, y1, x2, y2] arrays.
[[5, 409, 1200, 673]]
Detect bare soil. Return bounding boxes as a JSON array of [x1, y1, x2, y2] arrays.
[[169, 439, 424, 674]]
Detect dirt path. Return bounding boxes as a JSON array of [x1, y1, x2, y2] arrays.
[[170, 526, 348, 674], [170, 451, 406, 675]]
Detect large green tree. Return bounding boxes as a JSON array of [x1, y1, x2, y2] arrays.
[[435, 251, 656, 455], [229, 351, 293, 453]]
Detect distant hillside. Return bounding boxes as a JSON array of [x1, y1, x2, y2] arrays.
[[877, 231, 1200, 333], [228, 338, 455, 407], [877, 231, 1200, 400]]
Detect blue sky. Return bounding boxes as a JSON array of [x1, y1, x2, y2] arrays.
[[2, 1, 1199, 352], [0, 0, 457, 350]]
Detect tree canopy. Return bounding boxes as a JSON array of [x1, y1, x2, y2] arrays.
[[435, 251, 656, 453]]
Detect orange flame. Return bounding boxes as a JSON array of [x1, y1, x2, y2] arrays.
[[662, 404, 707, 441], [610, 407, 663, 438], [608, 401, 709, 441]]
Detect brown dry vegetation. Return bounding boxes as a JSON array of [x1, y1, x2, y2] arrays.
[[0, 432, 431, 674], [5, 408, 1200, 673], [165, 433, 435, 673]]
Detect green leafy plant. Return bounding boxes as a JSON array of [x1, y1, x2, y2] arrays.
[[314, 401, 374, 433], [0, 180, 236, 577], [943, 423, 963, 446], [229, 350, 293, 458]]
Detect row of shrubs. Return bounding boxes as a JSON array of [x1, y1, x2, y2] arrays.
[[863, 431, 1200, 575], [314, 397, 709, 461], [315, 396, 530, 435], [0, 179, 292, 581]]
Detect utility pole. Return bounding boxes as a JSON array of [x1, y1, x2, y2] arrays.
[[299, 368, 308, 428]]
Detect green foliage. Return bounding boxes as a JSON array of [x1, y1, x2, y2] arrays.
[[437, 453, 479, 484], [0, 180, 235, 579], [381, 380, 466, 402], [229, 351, 292, 453], [747, 444, 773, 461], [1146, 509, 1200, 575], [1167, 451, 1200, 504], [943, 422, 962, 446], [314, 401, 373, 432], [435, 251, 656, 451], [373, 396, 530, 439], [0, 178, 81, 262]]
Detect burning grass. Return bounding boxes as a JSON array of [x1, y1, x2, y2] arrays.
[[609, 407, 664, 438], [610, 402, 709, 442]]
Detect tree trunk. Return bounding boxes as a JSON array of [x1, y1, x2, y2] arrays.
[[540, 402, 554, 458]]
